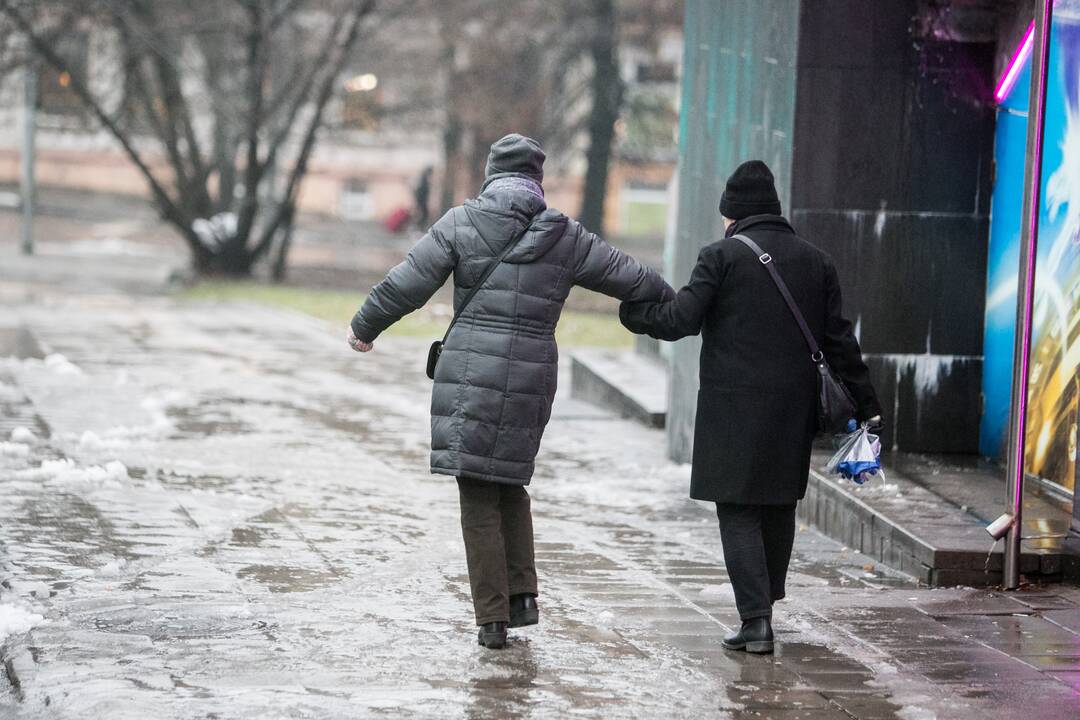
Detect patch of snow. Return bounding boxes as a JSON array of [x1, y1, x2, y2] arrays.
[[18, 458, 129, 487], [44, 353, 83, 376], [96, 558, 128, 577], [10, 426, 36, 443], [0, 441, 30, 457], [896, 704, 938, 720], [139, 389, 193, 431], [77, 424, 158, 451], [0, 380, 21, 402], [0, 601, 44, 644]]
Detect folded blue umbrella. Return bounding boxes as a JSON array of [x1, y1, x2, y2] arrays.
[[826, 424, 883, 485]]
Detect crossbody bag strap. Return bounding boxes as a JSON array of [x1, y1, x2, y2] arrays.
[[731, 233, 823, 361], [441, 213, 536, 344]]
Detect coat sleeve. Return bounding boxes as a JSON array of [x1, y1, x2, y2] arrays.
[[823, 258, 883, 420], [350, 214, 457, 343], [619, 245, 723, 342], [572, 225, 673, 303]]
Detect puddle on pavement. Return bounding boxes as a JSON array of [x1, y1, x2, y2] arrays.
[[87, 604, 264, 641], [720, 642, 906, 719], [229, 526, 270, 547], [167, 404, 254, 436], [235, 563, 343, 593], [156, 469, 270, 492], [11, 492, 139, 572]]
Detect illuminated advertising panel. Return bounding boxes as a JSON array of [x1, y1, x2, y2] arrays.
[[984, 1, 1080, 492], [1025, 0, 1080, 492]]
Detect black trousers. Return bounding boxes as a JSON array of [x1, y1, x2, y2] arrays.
[[715, 503, 797, 621], [457, 477, 538, 625]]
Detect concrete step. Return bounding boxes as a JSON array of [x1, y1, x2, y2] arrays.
[[569, 345, 1080, 587], [801, 449, 1080, 586], [570, 349, 667, 429]]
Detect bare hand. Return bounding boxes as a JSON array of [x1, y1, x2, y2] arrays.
[[347, 327, 373, 353]]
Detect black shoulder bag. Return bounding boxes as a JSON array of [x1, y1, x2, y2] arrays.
[[426, 216, 536, 380], [732, 234, 857, 434]]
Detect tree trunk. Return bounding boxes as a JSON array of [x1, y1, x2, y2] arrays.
[[192, 253, 256, 277], [441, 113, 462, 213], [189, 228, 256, 277], [271, 204, 296, 282], [579, 0, 622, 236]]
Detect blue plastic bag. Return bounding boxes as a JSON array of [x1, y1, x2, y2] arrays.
[[825, 424, 883, 485]]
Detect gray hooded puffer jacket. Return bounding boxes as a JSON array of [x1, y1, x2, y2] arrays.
[[352, 180, 671, 485]]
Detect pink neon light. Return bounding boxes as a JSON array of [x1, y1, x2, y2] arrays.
[[995, 21, 1036, 102]]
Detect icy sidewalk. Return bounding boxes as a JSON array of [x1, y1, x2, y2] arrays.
[[1, 295, 1079, 719]]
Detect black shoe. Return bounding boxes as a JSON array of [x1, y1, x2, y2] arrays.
[[721, 617, 774, 654], [509, 593, 539, 628], [477, 622, 508, 649]]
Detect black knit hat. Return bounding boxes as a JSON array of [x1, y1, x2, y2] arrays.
[[719, 160, 781, 220], [485, 134, 545, 184]]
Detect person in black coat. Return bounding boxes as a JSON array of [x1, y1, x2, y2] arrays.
[[620, 160, 882, 654]]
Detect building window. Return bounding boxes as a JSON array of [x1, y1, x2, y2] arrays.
[[341, 73, 381, 131], [37, 33, 88, 117], [342, 90, 380, 131]]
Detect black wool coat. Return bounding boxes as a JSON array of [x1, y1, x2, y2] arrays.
[[620, 215, 882, 505]]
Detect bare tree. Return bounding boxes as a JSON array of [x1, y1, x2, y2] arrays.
[[0, 0, 375, 277], [430, 0, 568, 209], [427, 0, 681, 233]]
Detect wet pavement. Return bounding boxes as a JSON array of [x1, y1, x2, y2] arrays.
[[2, 254, 1080, 718]]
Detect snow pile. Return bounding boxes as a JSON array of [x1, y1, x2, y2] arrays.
[[0, 601, 44, 644], [10, 426, 36, 443], [77, 427, 149, 451], [96, 557, 128, 577], [44, 353, 83, 376], [19, 458, 130, 487], [76, 391, 193, 449], [140, 389, 193, 432], [0, 379, 20, 402], [0, 441, 30, 457]]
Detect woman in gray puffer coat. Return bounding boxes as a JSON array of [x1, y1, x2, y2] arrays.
[[348, 134, 672, 649]]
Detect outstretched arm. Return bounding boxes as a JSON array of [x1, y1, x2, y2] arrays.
[[822, 258, 882, 421], [350, 217, 457, 344], [619, 245, 723, 342], [572, 226, 673, 303]]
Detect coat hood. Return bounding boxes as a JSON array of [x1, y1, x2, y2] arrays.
[[465, 184, 568, 264]]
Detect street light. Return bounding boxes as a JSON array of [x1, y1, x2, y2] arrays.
[[344, 73, 378, 93], [20, 44, 36, 256]]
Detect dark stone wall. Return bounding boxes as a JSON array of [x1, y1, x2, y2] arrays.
[[790, 0, 997, 453], [666, 0, 801, 463]]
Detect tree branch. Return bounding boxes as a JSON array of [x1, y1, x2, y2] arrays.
[[233, 1, 268, 247], [250, 1, 373, 260], [0, 0, 203, 251]]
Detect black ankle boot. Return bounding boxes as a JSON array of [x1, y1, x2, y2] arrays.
[[721, 617, 774, 654], [509, 593, 539, 628], [477, 621, 508, 649]]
